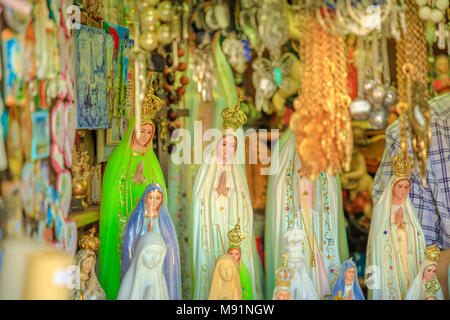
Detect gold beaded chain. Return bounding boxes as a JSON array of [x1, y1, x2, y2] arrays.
[[290, 11, 352, 181], [395, 0, 429, 103]]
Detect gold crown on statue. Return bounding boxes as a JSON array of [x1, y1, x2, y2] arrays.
[[425, 244, 440, 262], [221, 97, 247, 130], [227, 221, 246, 251], [79, 227, 100, 252], [275, 253, 293, 288], [142, 79, 163, 122], [391, 153, 414, 179]]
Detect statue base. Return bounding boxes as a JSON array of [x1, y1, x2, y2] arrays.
[[70, 197, 89, 212]]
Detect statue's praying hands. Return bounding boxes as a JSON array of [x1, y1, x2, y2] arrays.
[[216, 171, 229, 197], [394, 207, 406, 230]]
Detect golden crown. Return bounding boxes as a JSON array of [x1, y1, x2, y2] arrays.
[[391, 153, 414, 179], [79, 227, 100, 252], [425, 244, 441, 262], [275, 253, 293, 288], [221, 97, 247, 130], [227, 222, 246, 251], [142, 79, 163, 122]]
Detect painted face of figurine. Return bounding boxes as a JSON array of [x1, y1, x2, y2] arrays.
[[142, 245, 163, 269], [228, 248, 241, 264], [275, 290, 291, 300], [345, 267, 356, 285], [146, 190, 163, 213], [216, 134, 237, 165], [435, 55, 449, 75], [133, 122, 154, 149], [422, 264, 437, 283], [81, 255, 95, 278], [219, 263, 234, 282], [392, 179, 411, 204]]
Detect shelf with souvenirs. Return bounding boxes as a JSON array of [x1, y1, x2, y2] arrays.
[[0, 0, 449, 303]]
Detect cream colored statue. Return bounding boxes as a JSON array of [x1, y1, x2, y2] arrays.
[[406, 245, 444, 300], [117, 232, 169, 300], [72, 228, 106, 300], [208, 254, 242, 300]]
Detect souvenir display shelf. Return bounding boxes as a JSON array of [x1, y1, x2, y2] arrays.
[[68, 206, 100, 228]]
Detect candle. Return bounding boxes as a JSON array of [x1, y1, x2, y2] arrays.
[[0, 237, 44, 299], [22, 249, 73, 300]]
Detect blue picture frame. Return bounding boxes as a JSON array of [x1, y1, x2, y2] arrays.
[[31, 110, 50, 160]]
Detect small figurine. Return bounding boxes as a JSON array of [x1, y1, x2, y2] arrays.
[[121, 183, 181, 300], [285, 221, 320, 300], [406, 245, 444, 300], [208, 254, 242, 300], [227, 222, 252, 300], [433, 54, 450, 96], [331, 259, 365, 300], [117, 232, 169, 300], [272, 253, 293, 300], [72, 228, 106, 300]]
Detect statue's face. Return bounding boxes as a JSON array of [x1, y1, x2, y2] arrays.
[[436, 56, 448, 74], [392, 179, 411, 203], [146, 190, 163, 212], [423, 264, 437, 282], [216, 135, 237, 164], [81, 255, 95, 275], [345, 267, 356, 285], [228, 248, 241, 264], [134, 123, 154, 148], [275, 290, 291, 300], [219, 263, 234, 282], [142, 245, 163, 269]]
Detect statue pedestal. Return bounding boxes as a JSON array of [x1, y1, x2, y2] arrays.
[[70, 197, 88, 212]]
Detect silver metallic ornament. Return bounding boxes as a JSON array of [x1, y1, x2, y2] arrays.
[[383, 86, 398, 107], [350, 98, 371, 120], [371, 84, 387, 105], [368, 105, 390, 129]]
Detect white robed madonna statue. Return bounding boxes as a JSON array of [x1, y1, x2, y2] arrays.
[[189, 100, 263, 300], [117, 232, 169, 300], [285, 220, 320, 300], [265, 129, 348, 299], [405, 245, 444, 300], [366, 153, 426, 300]]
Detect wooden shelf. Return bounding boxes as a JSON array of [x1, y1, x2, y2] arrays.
[[68, 205, 100, 228]]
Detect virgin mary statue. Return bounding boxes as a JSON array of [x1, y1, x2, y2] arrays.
[[189, 101, 263, 300], [99, 86, 167, 300], [366, 153, 425, 300], [117, 232, 169, 300], [121, 183, 181, 299], [265, 128, 349, 299]]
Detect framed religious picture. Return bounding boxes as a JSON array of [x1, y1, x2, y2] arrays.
[[74, 24, 108, 129], [0, 93, 7, 171], [96, 129, 116, 163], [1, 29, 25, 107], [31, 110, 50, 160], [106, 117, 127, 146], [56, 170, 72, 219], [6, 112, 24, 178], [102, 22, 131, 118]]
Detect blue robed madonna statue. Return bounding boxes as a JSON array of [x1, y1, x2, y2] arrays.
[[331, 259, 365, 300], [121, 183, 181, 299]]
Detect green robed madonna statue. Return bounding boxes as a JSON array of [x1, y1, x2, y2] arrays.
[[98, 85, 167, 300]]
